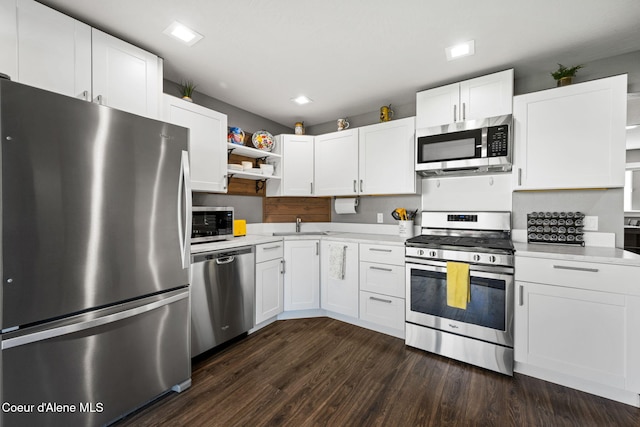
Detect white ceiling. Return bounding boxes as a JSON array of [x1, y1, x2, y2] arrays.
[[40, 0, 640, 128]]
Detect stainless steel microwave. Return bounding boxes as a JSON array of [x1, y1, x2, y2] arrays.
[[415, 114, 512, 177], [191, 207, 234, 243]]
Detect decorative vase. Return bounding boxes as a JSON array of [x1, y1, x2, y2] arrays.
[[557, 77, 573, 87], [182, 96, 193, 102]]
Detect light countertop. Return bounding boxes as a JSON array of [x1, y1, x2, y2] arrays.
[[191, 231, 408, 254], [514, 242, 640, 267]]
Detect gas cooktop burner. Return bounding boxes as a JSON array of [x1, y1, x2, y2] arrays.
[[406, 234, 515, 252]]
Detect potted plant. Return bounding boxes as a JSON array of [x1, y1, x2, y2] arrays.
[[551, 64, 584, 87], [178, 80, 197, 102]]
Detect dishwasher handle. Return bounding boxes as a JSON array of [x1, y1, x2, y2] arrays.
[[216, 256, 235, 265]]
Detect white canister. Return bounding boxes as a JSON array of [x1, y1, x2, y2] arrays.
[[398, 220, 414, 238]]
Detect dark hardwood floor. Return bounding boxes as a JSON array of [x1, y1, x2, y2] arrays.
[[116, 318, 640, 426]]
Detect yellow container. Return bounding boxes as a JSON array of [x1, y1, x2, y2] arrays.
[[234, 219, 247, 237]]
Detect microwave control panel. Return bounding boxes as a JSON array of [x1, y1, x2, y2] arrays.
[[487, 125, 509, 157]]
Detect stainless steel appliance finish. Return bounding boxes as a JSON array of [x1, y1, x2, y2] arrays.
[[192, 206, 234, 243], [415, 114, 512, 177], [191, 246, 255, 357], [405, 211, 515, 375], [1, 80, 192, 426]]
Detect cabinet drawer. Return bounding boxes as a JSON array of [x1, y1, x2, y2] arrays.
[[359, 262, 405, 298], [515, 256, 639, 294], [359, 243, 404, 265], [256, 241, 284, 263], [359, 291, 404, 331]]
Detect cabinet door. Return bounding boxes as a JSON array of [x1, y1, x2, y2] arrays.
[[358, 117, 416, 195], [255, 258, 284, 324], [92, 28, 160, 118], [515, 281, 627, 389], [415, 83, 459, 128], [282, 135, 315, 196], [321, 240, 359, 318], [459, 69, 513, 121], [513, 75, 626, 190], [0, 0, 17, 80], [283, 240, 320, 311], [16, 0, 91, 99], [314, 129, 359, 196], [163, 95, 228, 193]]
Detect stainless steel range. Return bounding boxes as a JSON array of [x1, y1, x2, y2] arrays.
[[405, 211, 515, 375]]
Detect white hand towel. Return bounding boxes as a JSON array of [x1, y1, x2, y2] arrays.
[[329, 245, 346, 280]]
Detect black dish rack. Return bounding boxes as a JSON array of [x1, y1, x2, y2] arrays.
[[527, 211, 585, 246]]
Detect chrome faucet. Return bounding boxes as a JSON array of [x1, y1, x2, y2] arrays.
[[296, 217, 302, 233]]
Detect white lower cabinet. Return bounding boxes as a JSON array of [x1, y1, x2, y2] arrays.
[[358, 243, 405, 335], [255, 243, 284, 324], [320, 240, 359, 318], [283, 239, 320, 311], [515, 255, 640, 406]]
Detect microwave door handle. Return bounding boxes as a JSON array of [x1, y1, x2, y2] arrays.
[[481, 127, 488, 158]]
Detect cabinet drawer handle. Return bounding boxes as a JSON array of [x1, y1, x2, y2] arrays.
[[359, 179, 363, 193], [262, 245, 282, 251], [316, 241, 319, 256], [369, 248, 392, 252], [370, 296, 393, 304], [518, 168, 522, 186], [310, 182, 313, 194], [553, 265, 599, 273], [280, 259, 285, 274], [370, 266, 393, 272], [453, 104, 457, 122], [462, 102, 466, 120], [353, 180, 357, 193]]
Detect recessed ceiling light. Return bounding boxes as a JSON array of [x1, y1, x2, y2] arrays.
[[291, 95, 313, 105], [445, 40, 475, 61], [163, 21, 203, 47]]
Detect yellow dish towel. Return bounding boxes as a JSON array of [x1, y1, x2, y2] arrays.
[[446, 261, 470, 309]]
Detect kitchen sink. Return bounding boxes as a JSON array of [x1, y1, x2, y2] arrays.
[[272, 231, 328, 236]]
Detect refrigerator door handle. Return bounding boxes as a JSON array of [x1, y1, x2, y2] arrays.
[[178, 150, 192, 269], [2, 291, 189, 351]]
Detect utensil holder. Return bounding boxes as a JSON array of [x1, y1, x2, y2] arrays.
[[398, 220, 414, 238]]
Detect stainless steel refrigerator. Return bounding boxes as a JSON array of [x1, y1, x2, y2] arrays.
[[0, 79, 192, 426]]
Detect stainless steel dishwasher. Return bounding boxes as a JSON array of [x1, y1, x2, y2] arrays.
[[190, 246, 255, 357]]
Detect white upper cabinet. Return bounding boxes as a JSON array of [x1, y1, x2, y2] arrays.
[[314, 129, 359, 196], [16, 0, 91, 99], [358, 117, 416, 195], [92, 29, 160, 119], [276, 135, 315, 196], [13, 0, 161, 118], [513, 74, 627, 190], [0, 0, 17, 80], [163, 95, 228, 193], [416, 69, 513, 129]]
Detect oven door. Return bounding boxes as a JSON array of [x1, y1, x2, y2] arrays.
[[406, 258, 513, 347]]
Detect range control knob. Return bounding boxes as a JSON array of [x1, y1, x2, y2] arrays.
[[488, 255, 497, 263], [417, 249, 424, 256], [429, 250, 437, 257], [472, 254, 481, 262]]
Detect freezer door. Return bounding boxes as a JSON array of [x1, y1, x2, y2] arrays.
[[1, 80, 191, 328], [1, 288, 190, 427]]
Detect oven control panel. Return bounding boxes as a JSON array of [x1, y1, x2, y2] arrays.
[[405, 247, 514, 268]]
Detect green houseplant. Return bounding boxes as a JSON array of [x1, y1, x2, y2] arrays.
[[551, 64, 584, 87], [178, 80, 197, 101]]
